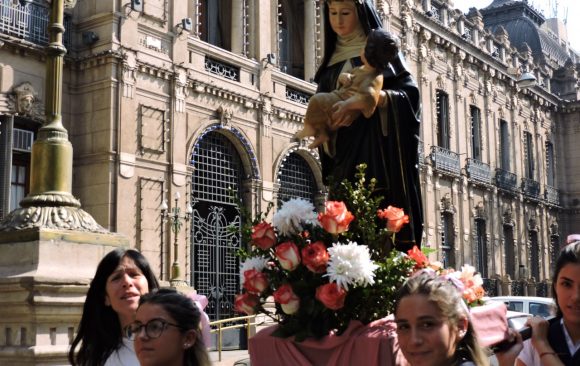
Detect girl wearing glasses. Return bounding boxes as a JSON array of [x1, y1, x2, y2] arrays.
[[68, 248, 160, 366], [127, 289, 211, 366]]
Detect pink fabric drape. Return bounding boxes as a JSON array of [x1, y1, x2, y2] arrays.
[[249, 316, 409, 366]]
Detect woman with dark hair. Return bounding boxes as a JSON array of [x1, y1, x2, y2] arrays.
[[127, 289, 210, 366], [316, 0, 423, 251], [516, 241, 580, 366], [68, 248, 160, 366]]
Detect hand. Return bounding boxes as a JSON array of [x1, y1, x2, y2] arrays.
[[526, 316, 551, 353], [495, 329, 523, 366]]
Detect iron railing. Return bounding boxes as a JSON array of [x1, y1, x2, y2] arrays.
[[495, 168, 518, 192], [204, 56, 240, 81], [521, 177, 540, 198], [544, 185, 560, 206], [430, 146, 460, 176], [0, 0, 72, 48], [285, 86, 310, 105], [209, 315, 256, 362], [465, 158, 492, 185]]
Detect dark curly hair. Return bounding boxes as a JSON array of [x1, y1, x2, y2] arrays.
[[364, 28, 400, 71]]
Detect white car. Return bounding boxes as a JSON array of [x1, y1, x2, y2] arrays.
[[489, 296, 555, 318]]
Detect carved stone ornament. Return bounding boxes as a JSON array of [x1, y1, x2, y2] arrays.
[[45, 0, 78, 8], [441, 193, 454, 213], [217, 105, 233, 126], [0, 205, 107, 233], [474, 201, 486, 219], [11, 82, 37, 116]]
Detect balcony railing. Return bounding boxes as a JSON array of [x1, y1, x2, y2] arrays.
[[285, 86, 310, 105], [544, 185, 560, 206], [0, 0, 72, 48], [204, 56, 240, 82], [495, 168, 518, 192], [430, 146, 460, 176], [465, 158, 491, 184], [521, 177, 540, 198]]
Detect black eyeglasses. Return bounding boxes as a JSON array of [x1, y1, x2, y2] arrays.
[[125, 318, 183, 340]]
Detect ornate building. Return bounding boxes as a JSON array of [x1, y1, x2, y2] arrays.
[[0, 0, 579, 363]]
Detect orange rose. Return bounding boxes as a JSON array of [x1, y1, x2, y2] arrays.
[[251, 221, 276, 250], [301, 241, 329, 273], [407, 245, 428, 269], [234, 293, 259, 315], [318, 201, 354, 235], [243, 269, 269, 294], [377, 206, 409, 233], [275, 241, 301, 271], [273, 284, 300, 314], [315, 283, 347, 310]]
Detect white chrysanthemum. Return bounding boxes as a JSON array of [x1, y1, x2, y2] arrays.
[[272, 198, 319, 236], [240, 256, 268, 278], [325, 241, 378, 290]]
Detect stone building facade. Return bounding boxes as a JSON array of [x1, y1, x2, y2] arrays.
[[0, 0, 579, 362]]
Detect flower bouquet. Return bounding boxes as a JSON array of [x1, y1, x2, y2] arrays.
[[234, 165, 487, 341]]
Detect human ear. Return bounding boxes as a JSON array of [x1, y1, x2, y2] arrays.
[[182, 330, 197, 349], [457, 317, 468, 339]]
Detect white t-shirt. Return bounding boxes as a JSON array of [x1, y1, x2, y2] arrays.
[[517, 319, 580, 366], [104, 337, 139, 366]]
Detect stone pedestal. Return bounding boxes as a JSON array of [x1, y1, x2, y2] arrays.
[[0, 228, 128, 365]]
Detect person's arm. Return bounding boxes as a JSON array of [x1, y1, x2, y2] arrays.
[[495, 329, 523, 366], [524, 317, 564, 366]]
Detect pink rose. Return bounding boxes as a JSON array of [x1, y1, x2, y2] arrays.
[[251, 221, 277, 250], [301, 241, 329, 273], [275, 241, 301, 271], [377, 206, 409, 233], [243, 269, 269, 295], [315, 283, 347, 310], [273, 284, 300, 314], [318, 201, 354, 235], [234, 293, 259, 315]]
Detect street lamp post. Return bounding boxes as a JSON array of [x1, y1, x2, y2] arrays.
[[160, 192, 192, 287]]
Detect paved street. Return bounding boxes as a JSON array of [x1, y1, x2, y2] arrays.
[[210, 349, 250, 366]]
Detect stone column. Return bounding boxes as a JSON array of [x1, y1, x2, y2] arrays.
[[231, 0, 244, 54], [304, 0, 316, 82]]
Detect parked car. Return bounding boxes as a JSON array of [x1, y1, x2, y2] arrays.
[[489, 296, 555, 318]]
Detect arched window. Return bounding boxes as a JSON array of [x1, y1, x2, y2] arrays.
[[276, 152, 316, 207], [190, 131, 243, 331], [277, 0, 305, 79]]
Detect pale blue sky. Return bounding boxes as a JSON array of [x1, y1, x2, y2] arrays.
[[455, 0, 579, 52]]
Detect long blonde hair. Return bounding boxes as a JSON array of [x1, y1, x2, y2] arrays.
[[395, 273, 490, 366]]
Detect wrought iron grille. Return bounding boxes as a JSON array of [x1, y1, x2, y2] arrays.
[[482, 278, 497, 297], [285, 86, 311, 105], [521, 177, 540, 198], [495, 168, 518, 192], [276, 152, 316, 207], [462, 27, 472, 42], [536, 282, 548, 298], [511, 280, 524, 296], [204, 56, 240, 82], [544, 185, 560, 206], [191, 132, 242, 324], [466, 158, 491, 185], [0, 0, 72, 48], [430, 146, 460, 176]]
